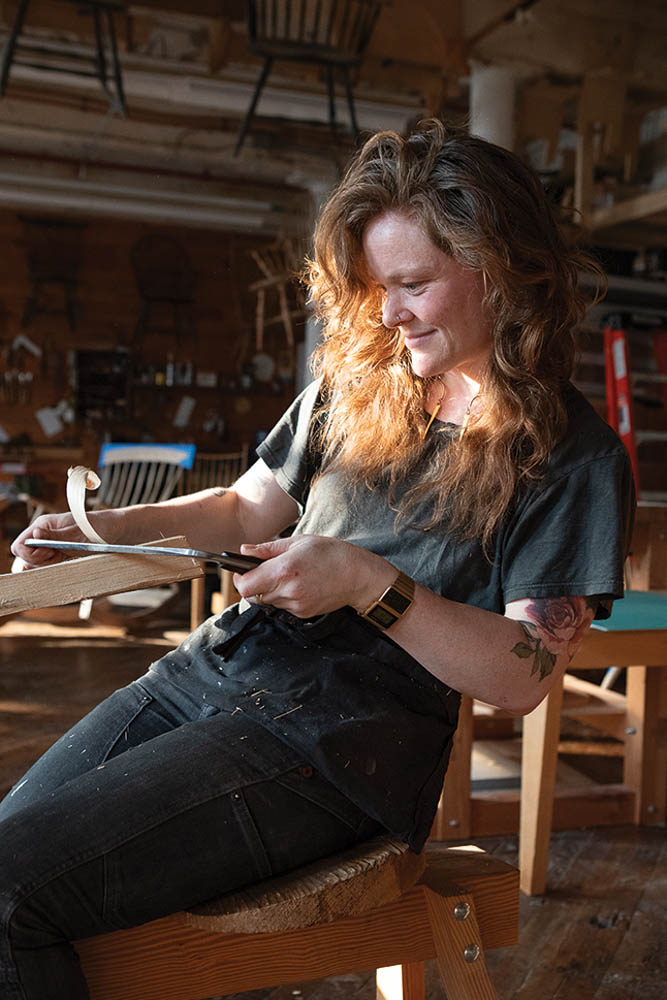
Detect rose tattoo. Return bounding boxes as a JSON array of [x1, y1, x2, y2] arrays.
[[511, 596, 597, 681]]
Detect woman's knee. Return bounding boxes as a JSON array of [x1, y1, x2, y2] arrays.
[[0, 817, 106, 952], [3, 888, 91, 1000]]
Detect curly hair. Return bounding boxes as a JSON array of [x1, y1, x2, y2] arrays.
[[305, 119, 603, 552]]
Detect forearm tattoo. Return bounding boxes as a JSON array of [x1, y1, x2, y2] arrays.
[[511, 596, 600, 681]]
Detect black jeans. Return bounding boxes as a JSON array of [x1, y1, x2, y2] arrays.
[[0, 678, 381, 999]]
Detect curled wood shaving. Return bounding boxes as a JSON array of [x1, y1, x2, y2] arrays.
[[66, 465, 107, 544]]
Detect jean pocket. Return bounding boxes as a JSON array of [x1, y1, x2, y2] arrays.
[[274, 765, 371, 833], [104, 685, 177, 760]]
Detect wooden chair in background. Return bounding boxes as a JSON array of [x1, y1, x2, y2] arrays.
[[248, 237, 308, 364], [80, 442, 197, 627], [180, 446, 249, 496], [234, 0, 384, 155], [433, 594, 667, 896], [520, 503, 667, 894], [433, 504, 667, 895], [520, 589, 667, 895], [17, 442, 197, 526], [96, 442, 197, 508]]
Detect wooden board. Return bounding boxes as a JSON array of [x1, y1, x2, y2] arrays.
[[570, 630, 667, 669], [592, 186, 667, 233], [467, 783, 636, 838], [0, 536, 204, 617]]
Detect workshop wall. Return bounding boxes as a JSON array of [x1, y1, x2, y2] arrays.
[[0, 209, 306, 482]]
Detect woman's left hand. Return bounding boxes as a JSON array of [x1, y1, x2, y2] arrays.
[[232, 534, 396, 619]]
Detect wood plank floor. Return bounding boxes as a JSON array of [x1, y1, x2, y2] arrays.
[[1, 613, 665, 999]]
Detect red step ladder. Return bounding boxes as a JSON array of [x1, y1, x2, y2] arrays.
[[604, 325, 640, 493]]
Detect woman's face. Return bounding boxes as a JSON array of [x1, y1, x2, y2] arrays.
[[362, 210, 493, 381]]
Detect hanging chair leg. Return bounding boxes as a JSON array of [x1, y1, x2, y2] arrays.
[[0, 0, 31, 96], [105, 6, 127, 115], [343, 66, 360, 137], [327, 65, 337, 136], [235, 55, 273, 156], [92, 7, 108, 93]]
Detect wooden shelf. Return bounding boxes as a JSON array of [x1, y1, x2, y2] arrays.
[[2, 446, 85, 461], [579, 273, 667, 313], [592, 186, 667, 234], [585, 187, 667, 249]]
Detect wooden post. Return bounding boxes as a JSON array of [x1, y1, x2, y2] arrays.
[[626, 505, 667, 591], [519, 679, 564, 895], [622, 505, 667, 825], [575, 120, 596, 229], [624, 665, 667, 826], [189, 576, 207, 631]]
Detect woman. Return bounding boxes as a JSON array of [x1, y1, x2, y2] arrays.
[[2, 120, 634, 999]]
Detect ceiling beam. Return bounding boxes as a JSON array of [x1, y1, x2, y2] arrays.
[[0, 161, 311, 233]]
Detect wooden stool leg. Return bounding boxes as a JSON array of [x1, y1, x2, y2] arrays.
[[376, 962, 425, 1000], [519, 679, 564, 895], [221, 569, 237, 609], [190, 575, 206, 630], [423, 887, 498, 999], [624, 665, 667, 825]]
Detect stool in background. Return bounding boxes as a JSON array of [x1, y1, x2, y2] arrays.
[[520, 590, 667, 895]]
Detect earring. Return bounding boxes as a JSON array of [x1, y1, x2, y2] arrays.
[[422, 376, 445, 439]]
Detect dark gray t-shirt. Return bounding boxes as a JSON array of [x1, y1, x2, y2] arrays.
[[258, 378, 635, 618], [144, 379, 634, 852]]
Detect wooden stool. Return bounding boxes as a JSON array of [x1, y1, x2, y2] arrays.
[[520, 591, 667, 895], [74, 834, 519, 1000]]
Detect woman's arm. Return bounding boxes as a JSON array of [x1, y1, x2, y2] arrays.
[[230, 534, 596, 715], [387, 589, 596, 715], [11, 459, 300, 567]]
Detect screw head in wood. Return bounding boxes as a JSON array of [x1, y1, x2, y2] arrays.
[[454, 901, 471, 921], [464, 943, 480, 963]]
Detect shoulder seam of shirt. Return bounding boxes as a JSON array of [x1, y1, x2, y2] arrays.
[[523, 446, 630, 498]]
